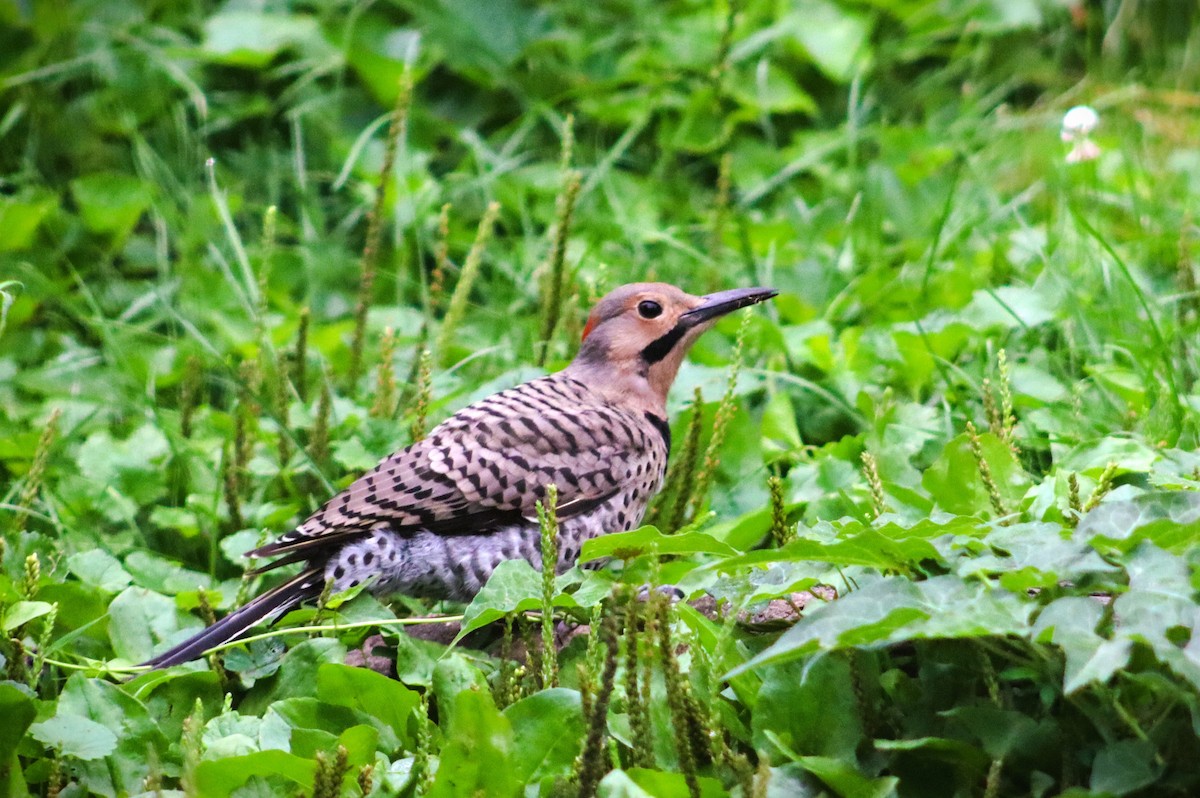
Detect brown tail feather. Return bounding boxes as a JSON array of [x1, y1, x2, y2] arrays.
[[139, 568, 324, 669]]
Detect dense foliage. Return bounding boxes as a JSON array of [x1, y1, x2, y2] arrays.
[[3, 1, 1200, 796]]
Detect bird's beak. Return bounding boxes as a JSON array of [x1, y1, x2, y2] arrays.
[[680, 286, 777, 326]]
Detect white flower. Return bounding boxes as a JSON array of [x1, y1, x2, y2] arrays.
[[1061, 105, 1100, 163], [1061, 105, 1099, 140]]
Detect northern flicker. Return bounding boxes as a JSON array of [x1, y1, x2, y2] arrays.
[[143, 282, 775, 667]]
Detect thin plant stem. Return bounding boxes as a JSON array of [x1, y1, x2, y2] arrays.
[[435, 202, 501, 361], [656, 387, 704, 532], [13, 407, 61, 531], [348, 70, 413, 393], [688, 314, 748, 518], [537, 484, 560, 689], [370, 327, 398, 419], [537, 170, 583, 367]]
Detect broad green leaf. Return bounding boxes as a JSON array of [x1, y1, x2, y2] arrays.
[[764, 732, 898, 798], [1090, 739, 1161, 796], [597, 770, 655, 798], [1063, 638, 1133, 695], [874, 736, 990, 769], [220, 529, 265, 567], [729, 61, 817, 115], [1078, 491, 1200, 555], [432, 654, 490, 733], [70, 173, 151, 238], [0, 191, 57, 251], [458, 558, 543, 637], [150, 505, 204, 539], [398, 0, 546, 83], [963, 521, 1116, 589], [697, 559, 819, 615], [266, 697, 384, 756], [581, 526, 738, 561], [332, 437, 379, 471], [139, 671, 224, 743], [1031, 597, 1110, 693], [390, 630, 442, 687], [785, 0, 870, 82], [1132, 538, 1192, 589], [28, 716, 117, 761], [1106, 545, 1200, 691], [457, 558, 592, 638], [201, 709, 288, 759], [0, 684, 32, 796], [1086, 364, 1148, 409], [504, 689, 585, 782], [32, 582, 107, 651], [1058, 437, 1159, 475], [55, 674, 168, 796], [761, 390, 804, 458], [223, 638, 287, 688], [705, 506, 773, 550], [74, 425, 171, 514], [344, 17, 420, 105], [794, 756, 898, 798], [264, 696, 384, 768], [752, 656, 862, 761], [201, 12, 326, 67], [240, 639, 348, 712], [1, 600, 53, 632], [1011, 362, 1068, 403], [426, 686, 519, 798], [317, 663, 420, 747], [941, 707, 1046, 759], [712, 526, 942, 574], [67, 550, 133, 593], [122, 550, 213, 594], [107, 586, 192, 662], [625, 768, 729, 798], [194, 749, 315, 797], [732, 577, 1031, 675], [891, 330, 937, 396], [962, 285, 1057, 329], [923, 432, 1030, 516]]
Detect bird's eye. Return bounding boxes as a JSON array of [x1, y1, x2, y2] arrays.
[[637, 300, 663, 319]]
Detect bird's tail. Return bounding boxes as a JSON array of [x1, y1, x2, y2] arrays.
[[139, 568, 324, 669]]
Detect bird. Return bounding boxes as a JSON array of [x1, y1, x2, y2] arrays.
[[141, 282, 776, 668]]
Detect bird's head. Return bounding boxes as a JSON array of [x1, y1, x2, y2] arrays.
[[569, 282, 776, 410]]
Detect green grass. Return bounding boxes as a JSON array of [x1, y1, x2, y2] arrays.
[[4, 1, 1200, 796]]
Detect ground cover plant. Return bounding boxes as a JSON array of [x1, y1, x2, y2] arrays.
[[3, 0, 1200, 796]]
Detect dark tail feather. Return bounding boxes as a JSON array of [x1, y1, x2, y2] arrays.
[[140, 568, 324, 669]]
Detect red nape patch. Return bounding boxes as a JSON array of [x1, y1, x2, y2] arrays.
[[581, 313, 598, 340]]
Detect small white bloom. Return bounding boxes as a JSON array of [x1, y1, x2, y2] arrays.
[[1061, 105, 1100, 163], [1061, 105, 1099, 141]]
